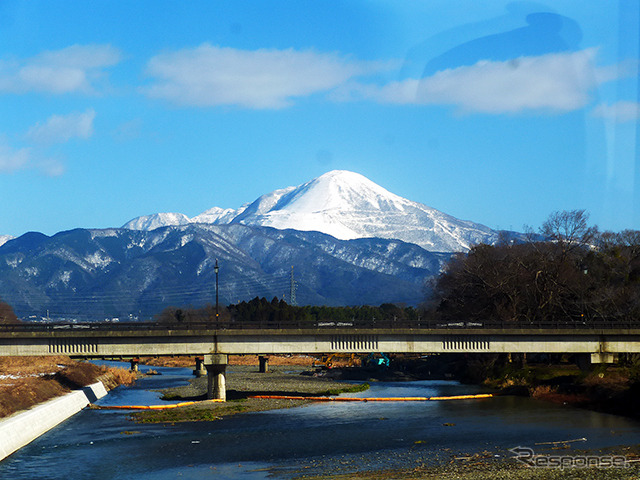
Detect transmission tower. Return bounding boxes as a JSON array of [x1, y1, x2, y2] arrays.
[[290, 265, 297, 306]]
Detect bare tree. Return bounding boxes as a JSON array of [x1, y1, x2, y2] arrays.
[[0, 300, 19, 324], [430, 211, 606, 326], [540, 209, 598, 259]]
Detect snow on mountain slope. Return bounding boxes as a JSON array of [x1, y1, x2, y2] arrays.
[[0, 235, 14, 247], [229, 170, 497, 252], [122, 212, 191, 231], [191, 206, 246, 225], [0, 223, 447, 317], [121, 170, 498, 252]]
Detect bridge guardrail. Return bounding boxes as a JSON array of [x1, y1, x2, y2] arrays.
[[1, 318, 639, 332]]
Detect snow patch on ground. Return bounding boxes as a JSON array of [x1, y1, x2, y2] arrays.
[[85, 251, 112, 269]]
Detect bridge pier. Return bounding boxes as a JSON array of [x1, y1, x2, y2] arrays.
[[129, 357, 139, 372], [204, 354, 228, 401], [591, 352, 618, 364], [193, 356, 206, 377], [576, 352, 619, 371], [259, 355, 269, 373]]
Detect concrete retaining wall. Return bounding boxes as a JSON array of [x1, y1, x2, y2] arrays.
[[0, 381, 108, 462]]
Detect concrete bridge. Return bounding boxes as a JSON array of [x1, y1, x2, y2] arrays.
[[1, 322, 639, 400]]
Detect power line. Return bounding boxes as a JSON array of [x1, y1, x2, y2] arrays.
[[1, 270, 296, 318], [290, 266, 297, 306]]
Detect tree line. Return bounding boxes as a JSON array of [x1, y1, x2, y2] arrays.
[[156, 296, 421, 326], [146, 210, 640, 327], [429, 210, 640, 326], [2, 209, 637, 327]]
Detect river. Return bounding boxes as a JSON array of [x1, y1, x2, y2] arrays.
[[1, 362, 639, 479]]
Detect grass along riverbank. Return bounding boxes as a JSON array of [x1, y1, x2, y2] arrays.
[[0, 356, 138, 418], [132, 364, 369, 423], [477, 361, 640, 419]]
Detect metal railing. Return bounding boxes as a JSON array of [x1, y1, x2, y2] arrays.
[[0, 317, 639, 332]]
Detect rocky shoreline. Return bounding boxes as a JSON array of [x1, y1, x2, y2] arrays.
[[285, 452, 640, 480]]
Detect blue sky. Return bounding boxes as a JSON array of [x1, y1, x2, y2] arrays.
[[0, 1, 638, 238]]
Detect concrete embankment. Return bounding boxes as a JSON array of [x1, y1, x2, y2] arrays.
[[0, 381, 108, 462]]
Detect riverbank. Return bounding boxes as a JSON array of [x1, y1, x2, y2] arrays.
[[0, 381, 109, 461], [397, 353, 640, 421], [5, 356, 640, 479], [289, 448, 640, 480], [0, 356, 138, 419], [132, 364, 369, 423], [139, 353, 336, 368], [477, 362, 640, 420]]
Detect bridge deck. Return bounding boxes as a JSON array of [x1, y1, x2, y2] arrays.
[[1, 323, 639, 358]]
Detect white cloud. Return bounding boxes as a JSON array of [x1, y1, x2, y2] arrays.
[[0, 139, 64, 177], [592, 101, 640, 122], [0, 140, 30, 173], [143, 44, 385, 108], [26, 109, 96, 145], [35, 158, 65, 177], [0, 44, 121, 94], [0, 108, 95, 176], [344, 49, 614, 114]]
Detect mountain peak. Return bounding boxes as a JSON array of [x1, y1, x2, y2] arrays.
[[122, 212, 191, 231], [315, 169, 370, 182], [255, 170, 408, 222], [226, 170, 496, 251], [309, 170, 391, 193], [120, 170, 498, 252]]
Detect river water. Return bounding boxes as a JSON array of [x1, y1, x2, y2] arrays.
[[1, 363, 639, 479]]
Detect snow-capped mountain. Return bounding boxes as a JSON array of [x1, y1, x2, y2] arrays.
[[0, 224, 449, 319], [122, 170, 498, 252], [229, 170, 497, 252], [192, 206, 246, 225], [0, 235, 14, 248], [122, 212, 191, 231]]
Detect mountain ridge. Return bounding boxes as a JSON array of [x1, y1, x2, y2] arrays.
[[0, 170, 519, 319], [0, 223, 449, 319], [122, 170, 498, 252]]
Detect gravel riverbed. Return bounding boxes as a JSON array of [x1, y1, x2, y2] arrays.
[[132, 365, 364, 423], [280, 445, 640, 480]]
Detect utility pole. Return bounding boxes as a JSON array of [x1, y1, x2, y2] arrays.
[[214, 259, 219, 320], [290, 266, 297, 306]]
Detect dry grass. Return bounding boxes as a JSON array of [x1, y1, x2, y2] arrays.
[[230, 354, 316, 367], [55, 361, 106, 389], [140, 354, 319, 368], [0, 355, 72, 376], [0, 376, 69, 418], [581, 368, 630, 389], [529, 385, 557, 398], [98, 366, 138, 390], [0, 357, 138, 419], [528, 385, 591, 406], [139, 356, 195, 368]]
